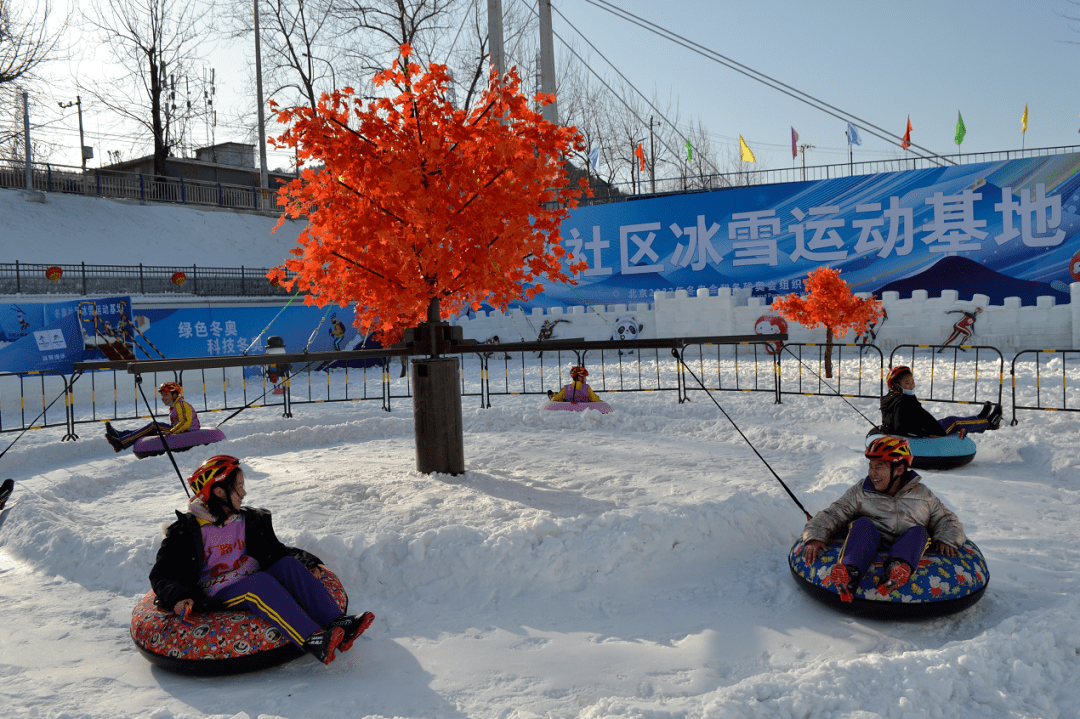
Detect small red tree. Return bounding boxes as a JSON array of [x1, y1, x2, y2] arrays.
[[268, 45, 589, 345], [771, 267, 882, 378]]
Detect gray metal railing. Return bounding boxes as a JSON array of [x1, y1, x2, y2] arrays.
[[0, 261, 297, 297]]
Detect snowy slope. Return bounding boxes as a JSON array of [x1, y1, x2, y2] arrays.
[[1, 361, 1079, 718], [0, 187, 306, 267]]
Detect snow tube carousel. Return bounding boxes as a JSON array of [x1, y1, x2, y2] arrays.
[[130, 568, 348, 675], [788, 537, 989, 619], [133, 428, 227, 459], [866, 433, 976, 471]]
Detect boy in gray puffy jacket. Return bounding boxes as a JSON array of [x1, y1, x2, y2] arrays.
[[801, 436, 966, 602]]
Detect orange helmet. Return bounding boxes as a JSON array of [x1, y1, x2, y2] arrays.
[[865, 436, 913, 468], [886, 366, 911, 391], [570, 365, 588, 380], [188, 455, 241, 502], [158, 381, 183, 396]]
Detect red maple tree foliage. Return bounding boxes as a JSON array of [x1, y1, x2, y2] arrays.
[[268, 45, 589, 344], [771, 267, 882, 377]]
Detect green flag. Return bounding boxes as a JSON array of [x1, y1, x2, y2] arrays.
[[686, 141, 693, 162], [954, 111, 967, 146]]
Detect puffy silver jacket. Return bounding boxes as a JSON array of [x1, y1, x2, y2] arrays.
[[801, 472, 966, 549]]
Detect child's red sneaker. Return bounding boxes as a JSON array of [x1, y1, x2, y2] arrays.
[[329, 612, 374, 653], [877, 560, 912, 596], [830, 564, 861, 603]]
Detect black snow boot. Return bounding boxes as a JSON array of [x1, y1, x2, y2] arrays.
[[329, 611, 375, 652], [987, 404, 1003, 430], [303, 627, 345, 665], [0, 478, 13, 510], [977, 401, 993, 419]]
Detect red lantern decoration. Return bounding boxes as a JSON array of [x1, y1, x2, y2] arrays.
[[270, 276, 282, 288], [171, 271, 187, 286], [45, 266, 63, 283]]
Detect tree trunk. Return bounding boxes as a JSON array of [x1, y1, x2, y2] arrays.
[[411, 295, 464, 475], [824, 326, 834, 379]]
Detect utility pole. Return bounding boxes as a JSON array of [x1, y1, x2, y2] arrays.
[[487, 0, 505, 80], [253, 0, 269, 192], [648, 117, 658, 194], [799, 143, 813, 182], [23, 91, 32, 190], [59, 96, 90, 171], [537, 0, 558, 124]]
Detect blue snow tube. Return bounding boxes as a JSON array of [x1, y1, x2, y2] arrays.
[[866, 433, 976, 471], [788, 537, 989, 620]]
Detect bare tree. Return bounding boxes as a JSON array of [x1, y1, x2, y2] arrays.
[[82, 0, 212, 175], [0, 0, 68, 157]]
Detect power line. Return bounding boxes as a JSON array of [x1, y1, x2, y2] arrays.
[[579, 0, 952, 165]]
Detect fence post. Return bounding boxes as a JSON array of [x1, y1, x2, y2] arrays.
[[139, 174, 145, 201], [96, 170, 101, 195], [81, 261, 87, 295], [218, 182, 223, 207], [241, 265, 245, 295], [192, 265, 197, 295], [252, 186, 257, 210], [180, 178, 186, 204], [47, 164, 52, 191], [15, 260, 20, 293], [139, 263, 144, 294]]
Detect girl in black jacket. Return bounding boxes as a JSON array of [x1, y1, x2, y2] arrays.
[[879, 366, 1001, 437], [149, 455, 373, 665]]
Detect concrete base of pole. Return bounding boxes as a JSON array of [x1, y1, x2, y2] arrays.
[[22, 190, 45, 203], [411, 357, 465, 475]]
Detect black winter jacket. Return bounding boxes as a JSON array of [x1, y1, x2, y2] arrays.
[[148, 506, 322, 612], [879, 392, 944, 438]]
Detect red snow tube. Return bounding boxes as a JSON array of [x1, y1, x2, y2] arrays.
[[132, 428, 226, 459], [130, 567, 348, 675], [544, 400, 613, 414]]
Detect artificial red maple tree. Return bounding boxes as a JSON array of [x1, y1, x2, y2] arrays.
[[771, 267, 883, 378], [268, 45, 589, 346]]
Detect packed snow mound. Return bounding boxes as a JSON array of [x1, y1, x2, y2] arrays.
[[1, 377, 1079, 718]]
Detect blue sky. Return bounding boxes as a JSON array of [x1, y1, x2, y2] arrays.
[[36, 0, 1080, 172]]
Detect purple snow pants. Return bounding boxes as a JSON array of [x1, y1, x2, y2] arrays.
[[212, 556, 342, 648], [838, 517, 929, 576], [938, 415, 989, 435]]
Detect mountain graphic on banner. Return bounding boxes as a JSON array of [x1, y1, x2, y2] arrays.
[[876, 256, 1071, 306]]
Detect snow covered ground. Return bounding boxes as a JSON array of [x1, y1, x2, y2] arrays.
[[1, 358, 1079, 719]]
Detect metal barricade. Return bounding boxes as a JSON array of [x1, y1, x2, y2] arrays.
[[0, 370, 75, 440], [889, 345, 1005, 411], [778, 342, 885, 401], [1009, 349, 1080, 425]]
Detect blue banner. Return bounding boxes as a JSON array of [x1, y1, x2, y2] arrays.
[[541, 152, 1080, 309], [0, 297, 134, 375]]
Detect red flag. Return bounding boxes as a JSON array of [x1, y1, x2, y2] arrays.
[[791, 127, 799, 159], [901, 116, 912, 150], [634, 143, 645, 172]]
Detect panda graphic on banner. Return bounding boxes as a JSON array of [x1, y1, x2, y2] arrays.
[[611, 317, 643, 355]]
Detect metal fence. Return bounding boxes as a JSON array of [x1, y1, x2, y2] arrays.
[[1010, 349, 1080, 425], [7, 146, 1079, 213], [0, 261, 297, 297], [1, 159, 281, 213], [4, 340, 1076, 441]]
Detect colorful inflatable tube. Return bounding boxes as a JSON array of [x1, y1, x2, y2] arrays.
[[130, 568, 348, 675], [132, 428, 226, 459], [788, 537, 989, 620], [543, 400, 613, 414]]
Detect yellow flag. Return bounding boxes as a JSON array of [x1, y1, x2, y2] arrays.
[[1021, 105, 1028, 134], [739, 135, 756, 163]]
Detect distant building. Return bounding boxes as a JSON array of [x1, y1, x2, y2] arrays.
[[100, 142, 296, 191]]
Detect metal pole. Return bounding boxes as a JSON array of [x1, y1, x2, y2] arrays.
[[487, 0, 505, 80], [23, 91, 32, 190], [649, 117, 656, 194], [253, 0, 269, 191], [537, 0, 558, 124], [77, 97, 87, 171]]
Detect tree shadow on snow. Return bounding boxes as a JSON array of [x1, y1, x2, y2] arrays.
[[452, 470, 619, 516], [148, 635, 467, 718]]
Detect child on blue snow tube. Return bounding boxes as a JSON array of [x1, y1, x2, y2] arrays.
[[879, 366, 1002, 438], [149, 455, 374, 665], [801, 436, 967, 602]]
